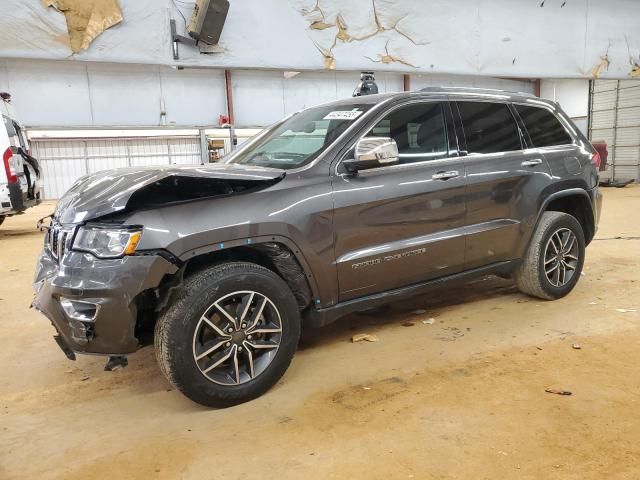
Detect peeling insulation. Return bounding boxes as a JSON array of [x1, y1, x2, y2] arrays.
[[0, 0, 639, 78], [309, 20, 333, 30], [44, 0, 123, 53], [591, 55, 610, 78], [366, 41, 415, 68], [294, 0, 425, 69]]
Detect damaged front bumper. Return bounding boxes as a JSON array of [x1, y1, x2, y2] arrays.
[[32, 248, 178, 357]]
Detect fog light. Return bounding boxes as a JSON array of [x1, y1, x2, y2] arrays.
[[60, 298, 99, 322]]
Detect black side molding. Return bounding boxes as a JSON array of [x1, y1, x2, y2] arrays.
[[304, 260, 518, 328]]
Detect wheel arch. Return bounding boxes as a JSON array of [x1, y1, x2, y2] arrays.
[[542, 189, 595, 245], [178, 236, 318, 311], [519, 188, 595, 261]]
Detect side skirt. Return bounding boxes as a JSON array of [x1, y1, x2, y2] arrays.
[[303, 260, 518, 328]]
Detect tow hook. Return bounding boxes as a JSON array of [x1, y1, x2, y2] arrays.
[[104, 355, 128, 371]]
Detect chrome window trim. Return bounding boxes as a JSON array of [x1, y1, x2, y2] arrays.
[[452, 150, 528, 161], [354, 155, 464, 177]]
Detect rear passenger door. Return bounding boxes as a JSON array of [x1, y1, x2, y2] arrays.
[[454, 100, 552, 269]]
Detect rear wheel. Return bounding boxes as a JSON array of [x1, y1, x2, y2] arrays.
[[0, 216, 5, 227], [155, 262, 301, 407], [514, 211, 585, 300]]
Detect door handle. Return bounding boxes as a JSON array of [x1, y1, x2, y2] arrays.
[[432, 170, 460, 180], [521, 158, 543, 167]]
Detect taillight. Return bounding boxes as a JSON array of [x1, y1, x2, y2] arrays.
[[591, 151, 601, 169], [3, 147, 17, 183]]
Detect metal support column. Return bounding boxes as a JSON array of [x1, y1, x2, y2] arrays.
[[612, 80, 620, 181], [199, 129, 208, 164]]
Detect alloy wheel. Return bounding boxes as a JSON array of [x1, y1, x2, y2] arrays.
[[192, 290, 282, 385], [543, 227, 579, 287]]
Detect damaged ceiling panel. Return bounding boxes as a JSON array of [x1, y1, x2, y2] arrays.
[[0, 0, 639, 79], [293, 0, 640, 78], [0, 0, 166, 62], [44, 0, 123, 53]]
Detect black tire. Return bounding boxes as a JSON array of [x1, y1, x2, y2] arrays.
[[155, 262, 301, 407], [514, 211, 585, 300], [0, 216, 4, 227]]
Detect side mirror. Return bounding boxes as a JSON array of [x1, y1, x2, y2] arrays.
[[343, 137, 399, 173]]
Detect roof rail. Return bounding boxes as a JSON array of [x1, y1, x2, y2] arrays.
[[419, 86, 535, 97]]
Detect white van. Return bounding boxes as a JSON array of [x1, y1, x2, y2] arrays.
[[1, 93, 41, 225]]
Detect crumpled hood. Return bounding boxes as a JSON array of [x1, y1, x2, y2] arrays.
[[54, 163, 285, 224]]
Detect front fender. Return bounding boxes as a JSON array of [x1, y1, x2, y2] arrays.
[[125, 171, 337, 306]]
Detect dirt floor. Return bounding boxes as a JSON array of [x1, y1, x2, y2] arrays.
[[1, 186, 639, 480]]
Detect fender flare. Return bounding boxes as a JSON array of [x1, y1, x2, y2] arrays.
[[521, 188, 594, 256], [177, 234, 321, 304], [539, 187, 593, 213]]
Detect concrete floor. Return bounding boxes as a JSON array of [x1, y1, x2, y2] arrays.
[[1, 186, 639, 479]]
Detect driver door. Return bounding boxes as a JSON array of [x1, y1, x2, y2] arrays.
[[332, 101, 467, 301]]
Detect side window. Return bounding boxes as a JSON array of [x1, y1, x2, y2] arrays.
[[515, 104, 573, 147], [457, 102, 522, 154], [366, 102, 448, 164]]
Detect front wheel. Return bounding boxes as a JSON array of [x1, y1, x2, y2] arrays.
[[155, 262, 301, 407], [514, 211, 586, 300]]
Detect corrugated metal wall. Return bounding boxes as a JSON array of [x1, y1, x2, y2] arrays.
[[31, 136, 201, 199], [589, 80, 640, 181]]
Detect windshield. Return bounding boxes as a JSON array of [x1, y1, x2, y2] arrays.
[[226, 103, 373, 169]]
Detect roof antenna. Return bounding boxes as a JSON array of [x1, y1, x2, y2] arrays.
[[352, 72, 378, 97]]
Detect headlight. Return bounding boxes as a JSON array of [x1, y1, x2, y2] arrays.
[[73, 225, 142, 259]]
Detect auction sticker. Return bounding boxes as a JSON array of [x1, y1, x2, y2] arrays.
[[323, 110, 364, 120]]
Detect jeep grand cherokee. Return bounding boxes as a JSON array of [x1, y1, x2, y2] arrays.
[[33, 87, 602, 407]]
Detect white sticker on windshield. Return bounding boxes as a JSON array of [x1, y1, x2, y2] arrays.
[[323, 110, 363, 121]]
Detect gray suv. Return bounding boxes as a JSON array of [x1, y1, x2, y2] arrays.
[[33, 87, 602, 407]]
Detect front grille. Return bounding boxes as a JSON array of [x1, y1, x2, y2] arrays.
[[47, 224, 74, 261]]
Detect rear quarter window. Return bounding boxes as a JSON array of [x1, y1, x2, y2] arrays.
[[515, 104, 573, 147]]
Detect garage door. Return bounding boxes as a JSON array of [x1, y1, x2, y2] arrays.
[[31, 136, 202, 200], [589, 80, 640, 181]]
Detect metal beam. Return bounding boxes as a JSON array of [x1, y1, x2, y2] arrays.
[[225, 69, 234, 125]]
